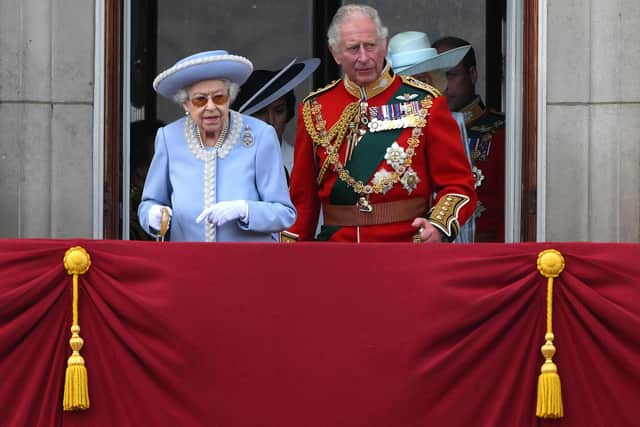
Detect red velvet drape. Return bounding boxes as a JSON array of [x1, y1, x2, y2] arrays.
[[1, 239, 639, 427]]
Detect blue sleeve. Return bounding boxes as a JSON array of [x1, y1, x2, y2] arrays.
[[137, 127, 172, 235], [241, 125, 297, 233]]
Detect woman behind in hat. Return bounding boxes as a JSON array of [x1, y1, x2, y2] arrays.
[[388, 31, 476, 243], [138, 50, 296, 242], [231, 58, 320, 184]]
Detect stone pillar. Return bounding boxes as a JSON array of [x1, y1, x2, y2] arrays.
[[0, 0, 95, 237]]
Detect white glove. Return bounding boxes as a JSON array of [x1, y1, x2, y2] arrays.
[[196, 200, 248, 226], [149, 205, 172, 230]]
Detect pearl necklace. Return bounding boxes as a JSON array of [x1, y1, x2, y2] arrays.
[[196, 119, 228, 149], [184, 112, 242, 161]]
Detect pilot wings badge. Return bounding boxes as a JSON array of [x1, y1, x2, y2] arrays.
[[395, 93, 419, 101]]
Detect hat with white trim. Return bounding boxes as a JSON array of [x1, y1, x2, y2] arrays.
[[153, 50, 253, 99]]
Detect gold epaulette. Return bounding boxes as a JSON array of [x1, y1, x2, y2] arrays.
[[400, 75, 442, 98], [302, 79, 342, 103]]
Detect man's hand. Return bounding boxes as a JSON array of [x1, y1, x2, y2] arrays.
[[411, 217, 443, 243], [196, 200, 248, 226]]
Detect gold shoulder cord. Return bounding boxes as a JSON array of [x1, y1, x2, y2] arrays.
[[302, 99, 359, 185]]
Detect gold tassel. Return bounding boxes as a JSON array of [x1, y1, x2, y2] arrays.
[[62, 246, 92, 411], [535, 249, 565, 419]]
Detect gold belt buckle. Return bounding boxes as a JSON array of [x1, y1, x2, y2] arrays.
[[357, 196, 373, 213]]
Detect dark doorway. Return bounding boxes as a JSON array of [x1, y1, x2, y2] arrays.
[[102, 0, 537, 241]]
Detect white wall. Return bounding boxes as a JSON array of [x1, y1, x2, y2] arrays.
[[545, 0, 640, 241]]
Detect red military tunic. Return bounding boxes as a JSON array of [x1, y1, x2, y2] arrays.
[[461, 96, 505, 242], [288, 65, 476, 242]]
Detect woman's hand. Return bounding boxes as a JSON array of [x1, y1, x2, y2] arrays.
[[149, 205, 172, 231], [196, 201, 249, 226]]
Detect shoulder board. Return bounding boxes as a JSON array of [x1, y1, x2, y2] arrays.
[[400, 75, 442, 98], [470, 111, 505, 133], [303, 79, 342, 103]]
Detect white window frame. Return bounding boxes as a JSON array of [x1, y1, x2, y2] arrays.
[[94, 0, 544, 242]]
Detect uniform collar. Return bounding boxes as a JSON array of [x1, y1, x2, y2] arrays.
[[460, 96, 486, 125], [343, 62, 396, 100]]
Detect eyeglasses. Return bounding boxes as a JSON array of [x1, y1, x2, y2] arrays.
[[189, 93, 229, 107]]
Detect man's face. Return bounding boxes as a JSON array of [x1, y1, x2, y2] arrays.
[[442, 62, 477, 112], [330, 14, 388, 87]]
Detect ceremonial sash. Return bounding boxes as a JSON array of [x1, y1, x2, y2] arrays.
[[329, 84, 425, 205]]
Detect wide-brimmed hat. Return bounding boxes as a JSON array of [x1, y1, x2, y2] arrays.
[[153, 50, 253, 99], [231, 58, 320, 115], [388, 31, 470, 76]]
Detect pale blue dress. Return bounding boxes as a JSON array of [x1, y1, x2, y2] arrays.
[[138, 111, 296, 242]]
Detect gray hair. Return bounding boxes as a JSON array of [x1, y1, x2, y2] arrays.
[[173, 79, 240, 105], [327, 4, 388, 52]]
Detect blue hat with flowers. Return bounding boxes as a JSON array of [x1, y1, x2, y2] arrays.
[[153, 50, 253, 98]]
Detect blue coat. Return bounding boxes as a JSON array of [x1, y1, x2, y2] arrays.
[[138, 111, 296, 242]]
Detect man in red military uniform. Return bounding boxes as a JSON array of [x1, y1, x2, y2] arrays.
[[285, 4, 476, 243], [433, 36, 505, 242]]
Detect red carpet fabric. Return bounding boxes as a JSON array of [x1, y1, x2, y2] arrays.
[[1, 239, 639, 426]]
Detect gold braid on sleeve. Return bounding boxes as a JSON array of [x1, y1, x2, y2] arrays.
[[427, 193, 470, 242]]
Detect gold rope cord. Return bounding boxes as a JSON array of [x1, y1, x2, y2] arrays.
[[303, 100, 358, 185]]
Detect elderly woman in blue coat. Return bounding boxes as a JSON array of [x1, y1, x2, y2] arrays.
[[138, 50, 296, 241]]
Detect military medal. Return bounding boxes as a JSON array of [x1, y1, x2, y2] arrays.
[[472, 165, 485, 188], [367, 101, 421, 133], [400, 167, 420, 194], [367, 106, 382, 132], [372, 169, 393, 194], [384, 142, 406, 170]]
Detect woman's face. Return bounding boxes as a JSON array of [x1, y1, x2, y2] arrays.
[[253, 96, 289, 141], [184, 79, 230, 137], [412, 70, 448, 93]]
